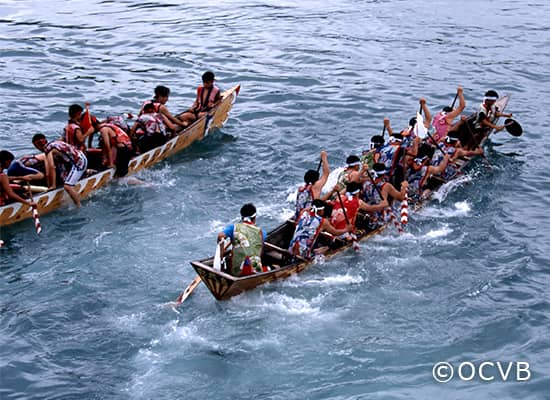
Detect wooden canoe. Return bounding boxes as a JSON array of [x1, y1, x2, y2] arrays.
[[0, 84, 241, 227], [189, 95, 510, 301]]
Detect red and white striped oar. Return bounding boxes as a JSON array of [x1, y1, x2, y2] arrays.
[[26, 185, 42, 235], [0, 239, 4, 247], [400, 193, 409, 226], [31, 204, 42, 235]]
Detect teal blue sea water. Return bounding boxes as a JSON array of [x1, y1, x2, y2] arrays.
[[1, 1, 549, 398]]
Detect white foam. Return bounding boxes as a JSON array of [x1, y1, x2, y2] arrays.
[[94, 231, 113, 246], [302, 274, 365, 286], [425, 225, 453, 238], [432, 174, 471, 202]]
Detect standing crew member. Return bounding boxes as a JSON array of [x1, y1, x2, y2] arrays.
[[217, 203, 267, 276], [32, 134, 88, 207]]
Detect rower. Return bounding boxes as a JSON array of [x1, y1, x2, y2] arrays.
[[289, 199, 353, 259], [5, 152, 45, 183], [407, 144, 449, 201], [430, 131, 483, 180], [294, 150, 331, 219], [334, 155, 364, 194], [177, 71, 222, 127], [361, 134, 385, 170], [217, 203, 268, 276], [130, 102, 169, 153], [139, 85, 187, 134], [428, 86, 466, 144], [329, 182, 385, 241], [362, 163, 407, 224], [0, 151, 36, 207]]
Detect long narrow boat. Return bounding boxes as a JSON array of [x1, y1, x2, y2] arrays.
[[0, 84, 241, 227], [189, 95, 510, 301]]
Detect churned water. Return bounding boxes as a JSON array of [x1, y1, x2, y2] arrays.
[[1, 1, 549, 399]]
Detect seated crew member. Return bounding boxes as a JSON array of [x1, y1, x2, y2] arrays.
[[361, 133, 385, 170], [428, 86, 466, 144], [64, 104, 94, 152], [289, 199, 353, 259], [294, 150, 332, 219], [362, 163, 408, 224], [32, 134, 88, 207], [130, 102, 168, 153], [430, 131, 484, 180], [334, 155, 365, 194], [407, 144, 449, 200], [460, 89, 513, 149], [329, 182, 389, 240], [0, 151, 36, 207], [139, 85, 186, 133], [177, 71, 222, 126], [5, 152, 45, 183], [217, 203, 268, 276]]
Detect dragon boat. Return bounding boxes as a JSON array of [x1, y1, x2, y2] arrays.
[[188, 95, 510, 301], [0, 84, 241, 228]]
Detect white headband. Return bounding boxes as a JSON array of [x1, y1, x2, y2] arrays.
[[242, 213, 256, 222], [346, 161, 361, 168], [484, 96, 498, 101]]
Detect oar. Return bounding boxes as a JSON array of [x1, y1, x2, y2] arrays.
[[173, 276, 202, 307], [316, 159, 322, 173], [504, 118, 523, 137], [381, 125, 386, 138], [450, 92, 459, 109], [26, 184, 42, 235], [335, 191, 358, 250]]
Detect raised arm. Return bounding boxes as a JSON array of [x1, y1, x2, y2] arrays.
[[446, 87, 466, 121]]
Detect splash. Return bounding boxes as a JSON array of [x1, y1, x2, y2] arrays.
[[432, 174, 472, 202], [425, 225, 453, 238]]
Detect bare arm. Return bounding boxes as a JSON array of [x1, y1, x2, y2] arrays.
[[45, 151, 57, 189], [383, 181, 409, 201], [159, 104, 186, 126], [1, 175, 33, 205], [428, 154, 449, 176], [321, 219, 352, 236], [384, 117, 393, 136], [312, 150, 330, 198], [446, 87, 466, 121], [420, 98, 431, 128]]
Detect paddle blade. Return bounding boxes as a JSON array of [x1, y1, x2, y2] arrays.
[[414, 112, 428, 139], [214, 241, 222, 270], [504, 118, 523, 137]]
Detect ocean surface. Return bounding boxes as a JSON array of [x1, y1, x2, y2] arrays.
[[1, 0, 549, 399]]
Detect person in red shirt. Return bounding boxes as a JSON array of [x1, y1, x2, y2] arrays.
[[177, 71, 221, 126]]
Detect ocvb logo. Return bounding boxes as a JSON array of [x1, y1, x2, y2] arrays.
[[432, 361, 531, 383]]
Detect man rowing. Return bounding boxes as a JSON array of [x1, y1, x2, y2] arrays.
[[362, 163, 408, 224], [217, 203, 268, 276], [294, 150, 331, 219], [428, 87, 466, 144], [0, 151, 37, 207], [289, 199, 353, 259], [329, 182, 387, 239], [32, 134, 87, 207]]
